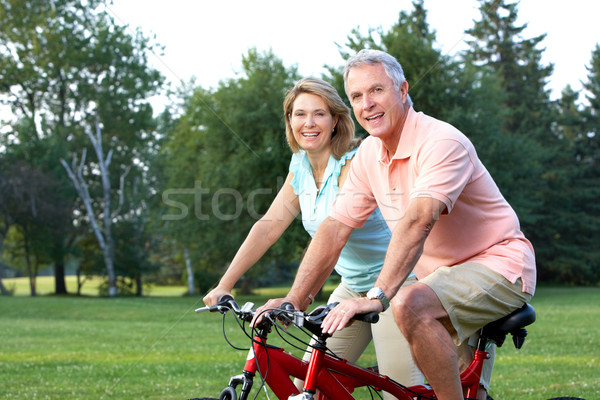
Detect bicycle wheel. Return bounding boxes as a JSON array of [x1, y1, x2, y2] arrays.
[[218, 386, 237, 400], [545, 397, 587, 399]]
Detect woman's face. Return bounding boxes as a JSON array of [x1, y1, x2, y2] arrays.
[[289, 93, 338, 153]]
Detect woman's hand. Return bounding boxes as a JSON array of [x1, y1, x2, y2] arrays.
[[203, 286, 233, 307], [321, 297, 383, 335]]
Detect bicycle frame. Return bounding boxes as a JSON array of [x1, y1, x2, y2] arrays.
[[235, 319, 487, 400], [196, 298, 535, 400]]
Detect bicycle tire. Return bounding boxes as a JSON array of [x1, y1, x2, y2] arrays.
[[545, 397, 587, 399], [218, 386, 237, 400]]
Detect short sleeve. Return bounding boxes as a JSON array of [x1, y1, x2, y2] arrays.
[[411, 138, 475, 213], [331, 144, 378, 228], [288, 151, 305, 195]]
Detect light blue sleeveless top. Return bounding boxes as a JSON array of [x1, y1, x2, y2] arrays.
[[290, 148, 406, 292]]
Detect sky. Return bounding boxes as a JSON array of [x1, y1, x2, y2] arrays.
[[106, 0, 600, 107]]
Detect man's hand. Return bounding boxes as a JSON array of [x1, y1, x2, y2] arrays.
[[203, 286, 232, 307], [251, 297, 300, 327], [321, 297, 383, 335]]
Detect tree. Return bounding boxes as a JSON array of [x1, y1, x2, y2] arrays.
[[334, 0, 464, 128], [61, 120, 130, 297], [0, 155, 70, 295], [161, 49, 307, 294], [0, 0, 164, 295], [465, 0, 554, 139]]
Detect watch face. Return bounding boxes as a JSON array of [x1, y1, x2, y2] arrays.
[[367, 287, 380, 299], [367, 287, 389, 310]]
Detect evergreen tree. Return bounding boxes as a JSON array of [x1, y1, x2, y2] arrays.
[[464, 0, 554, 138], [337, 0, 462, 122]]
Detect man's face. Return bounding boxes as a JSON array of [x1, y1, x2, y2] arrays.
[[346, 63, 408, 143]]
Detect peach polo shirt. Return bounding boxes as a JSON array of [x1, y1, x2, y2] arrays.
[[332, 108, 536, 295]]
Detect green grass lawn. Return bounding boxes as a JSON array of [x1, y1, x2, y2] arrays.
[[0, 284, 597, 400], [3, 275, 189, 297]]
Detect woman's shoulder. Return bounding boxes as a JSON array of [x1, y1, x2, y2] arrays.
[[289, 150, 308, 170], [339, 146, 359, 164]]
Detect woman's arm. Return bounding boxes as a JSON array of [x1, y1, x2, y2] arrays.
[[203, 172, 300, 306]]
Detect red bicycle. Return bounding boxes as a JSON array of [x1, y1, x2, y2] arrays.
[[190, 295, 583, 400]]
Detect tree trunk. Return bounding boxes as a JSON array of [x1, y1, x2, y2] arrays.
[[23, 233, 36, 297], [240, 278, 253, 295], [184, 247, 195, 295], [76, 266, 83, 296], [0, 232, 9, 295], [135, 275, 143, 296], [103, 244, 117, 297], [54, 259, 67, 295], [60, 120, 129, 298], [0, 278, 8, 296]]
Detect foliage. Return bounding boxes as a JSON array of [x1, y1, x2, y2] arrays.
[[161, 49, 308, 293], [1, 0, 598, 290], [321, 0, 598, 285], [0, 0, 164, 294]]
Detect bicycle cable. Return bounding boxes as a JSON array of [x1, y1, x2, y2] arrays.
[[268, 307, 348, 360], [248, 307, 282, 400], [220, 308, 251, 351], [366, 383, 383, 400]]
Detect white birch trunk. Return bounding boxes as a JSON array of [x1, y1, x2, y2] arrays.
[[60, 119, 129, 297], [184, 247, 195, 295]]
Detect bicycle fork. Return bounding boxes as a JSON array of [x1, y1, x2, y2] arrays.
[[221, 335, 264, 400]]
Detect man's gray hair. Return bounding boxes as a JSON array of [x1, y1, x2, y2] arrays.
[[343, 49, 413, 106]]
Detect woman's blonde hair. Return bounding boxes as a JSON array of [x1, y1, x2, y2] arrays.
[[283, 77, 358, 159]]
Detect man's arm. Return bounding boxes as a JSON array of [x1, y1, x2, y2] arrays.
[[251, 217, 353, 326], [375, 196, 445, 297], [321, 196, 446, 334]]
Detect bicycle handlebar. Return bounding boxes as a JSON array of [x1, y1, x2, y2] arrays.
[[195, 295, 379, 333]]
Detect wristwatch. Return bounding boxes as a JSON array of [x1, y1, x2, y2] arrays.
[[366, 287, 390, 311]]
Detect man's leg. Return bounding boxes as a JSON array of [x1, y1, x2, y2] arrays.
[[372, 277, 424, 400], [396, 263, 532, 400], [393, 282, 464, 400]]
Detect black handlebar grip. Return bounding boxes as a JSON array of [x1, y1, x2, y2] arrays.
[[354, 312, 380, 324], [218, 294, 234, 303]]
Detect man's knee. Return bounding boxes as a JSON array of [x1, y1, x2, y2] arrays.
[[391, 283, 448, 334], [391, 284, 425, 331]]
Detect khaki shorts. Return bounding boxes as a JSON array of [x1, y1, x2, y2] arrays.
[[420, 262, 532, 391], [420, 262, 532, 345]]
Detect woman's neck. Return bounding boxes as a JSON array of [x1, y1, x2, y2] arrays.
[[306, 149, 332, 190]]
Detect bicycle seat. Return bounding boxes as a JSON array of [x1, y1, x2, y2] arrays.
[[480, 303, 536, 349]]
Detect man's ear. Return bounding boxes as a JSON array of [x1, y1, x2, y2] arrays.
[[400, 81, 409, 103]]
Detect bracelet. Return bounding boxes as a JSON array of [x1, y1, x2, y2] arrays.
[[307, 293, 314, 305]]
